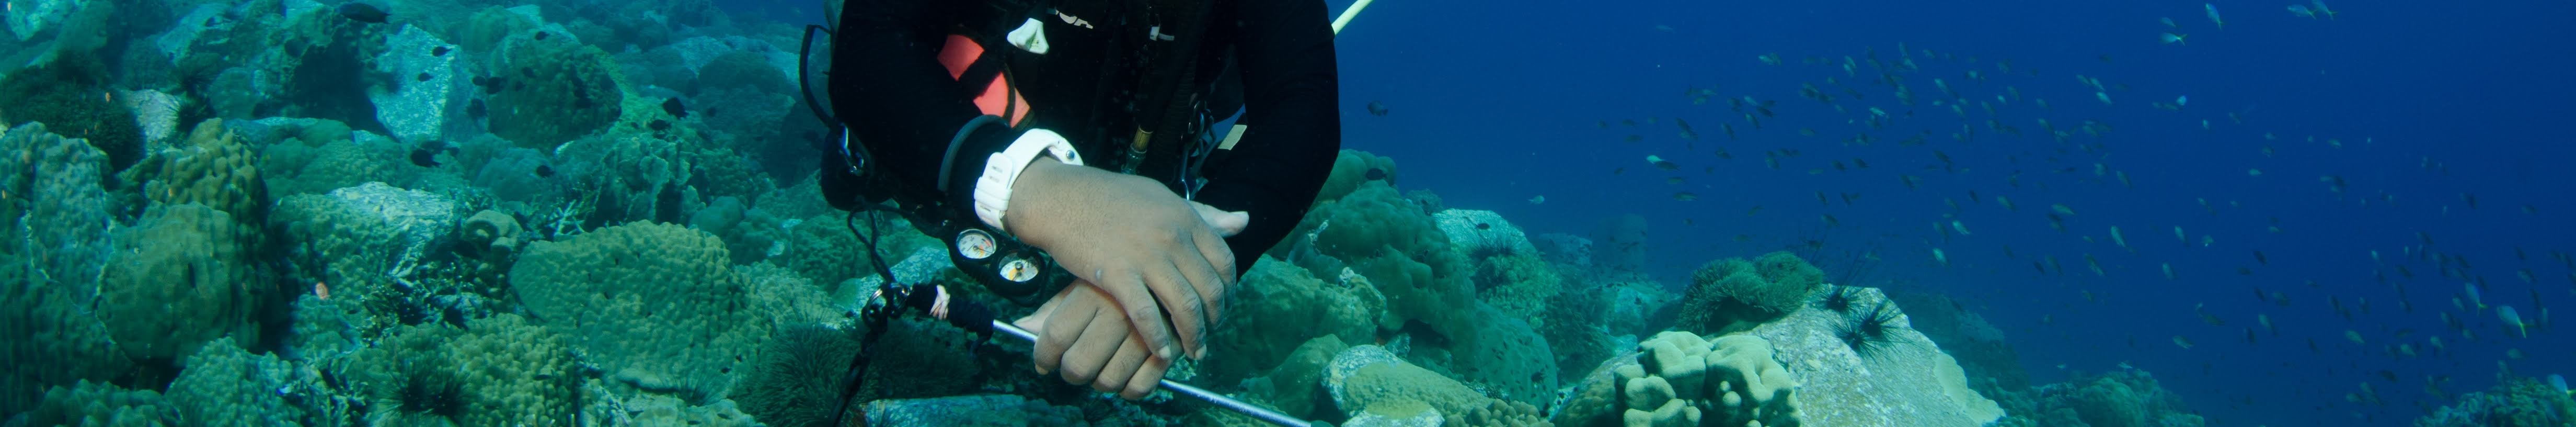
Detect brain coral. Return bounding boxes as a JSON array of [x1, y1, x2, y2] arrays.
[[510, 222, 765, 400]]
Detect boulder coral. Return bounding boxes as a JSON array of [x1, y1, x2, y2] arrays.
[[121, 119, 269, 232], [485, 24, 624, 149], [96, 203, 264, 364], [0, 122, 116, 291], [1201, 258, 1389, 387], [509, 222, 833, 402], [1677, 251, 1827, 334]]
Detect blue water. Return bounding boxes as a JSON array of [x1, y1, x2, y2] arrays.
[[1311, 0, 2575, 425]]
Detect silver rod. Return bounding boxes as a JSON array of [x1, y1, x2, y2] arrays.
[[992, 320, 1314, 427]]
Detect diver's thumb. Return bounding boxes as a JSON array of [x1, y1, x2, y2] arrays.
[[1189, 201, 1251, 237]]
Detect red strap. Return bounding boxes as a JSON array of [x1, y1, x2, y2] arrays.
[[936, 35, 1028, 126]]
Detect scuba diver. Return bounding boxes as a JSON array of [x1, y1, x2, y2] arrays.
[[814, 0, 1341, 406]]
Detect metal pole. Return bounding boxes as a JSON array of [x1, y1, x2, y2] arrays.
[[991, 320, 1316, 427]]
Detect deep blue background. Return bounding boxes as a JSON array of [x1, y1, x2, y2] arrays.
[[749, 0, 2576, 425]]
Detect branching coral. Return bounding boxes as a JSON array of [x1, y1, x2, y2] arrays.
[[0, 51, 146, 172]]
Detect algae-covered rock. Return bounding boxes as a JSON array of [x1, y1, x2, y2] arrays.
[[861, 395, 1084, 427]]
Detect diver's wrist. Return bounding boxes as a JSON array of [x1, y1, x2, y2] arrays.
[[1000, 158, 1072, 239]]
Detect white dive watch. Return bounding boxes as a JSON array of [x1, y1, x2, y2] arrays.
[[972, 128, 1083, 231]]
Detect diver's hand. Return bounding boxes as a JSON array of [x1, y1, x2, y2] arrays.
[[1014, 279, 1172, 399], [1002, 158, 1247, 361]]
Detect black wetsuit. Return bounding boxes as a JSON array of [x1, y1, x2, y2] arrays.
[[826, 0, 1341, 275]]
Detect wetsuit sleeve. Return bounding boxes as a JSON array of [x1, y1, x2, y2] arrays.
[[1194, 0, 1342, 275], [830, 0, 1023, 209]]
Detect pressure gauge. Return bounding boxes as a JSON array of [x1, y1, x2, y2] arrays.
[[955, 229, 997, 260], [999, 258, 1040, 283]]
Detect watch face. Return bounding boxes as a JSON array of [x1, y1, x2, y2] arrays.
[[1000, 259, 1039, 282], [956, 229, 998, 260]]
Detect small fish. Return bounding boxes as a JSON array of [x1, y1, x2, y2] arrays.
[[1950, 220, 1971, 235], [2172, 335, 2195, 349], [2309, 0, 2338, 19], [1365, 100, 1389, 116], [2162, 263, 2175, 279], [431, 46, 452, 57], [336, 2, 390, 24], [2160, 33, 2188, 45], [2466, 283, 2486, 309], [1527, 195, 1545, 205], [1672, 192, 1698, 201], [2205, 4, 2225, 29], [534, 164, 555, 178], [2344, 330, 2364, 345], [1475, 222, 1491, 230], [648, 119, 672, 131], [2051, 204, 2076, 216], [1359, 167, 1390, 182], [662, 97, 688, 118], [1933, 248, 1949, 266], [1664, 177, 1685, 185], [2111, 226, 2129, 250], [1647, 155, 1680, 170], [2500, 306, 2527, 338], [2286, 4, 2317, 18]]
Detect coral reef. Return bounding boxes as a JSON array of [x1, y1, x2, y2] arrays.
[[1992, 369, 2204, 427], [271, 182, 458, 301], [1676, 251, 1827, 335], [1202, 258, 1389, 387], [2413, 375, 2576, 427], [0, 122, 116, 291], [244, 118, 432, 196], [862, 395, 1086, 426]]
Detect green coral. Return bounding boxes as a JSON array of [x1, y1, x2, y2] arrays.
[[0, 51, 145, 172], [1311, 149, 1400, 207], [252, 118, 427, 196], [96, 204, 262, 364], [486, 24, 624, 149], [1474, 253, 1561, 329], [456, 6, 542, 54], [1676, 251, 1826, 334], [350, 313, 581, 426], [18, 380, 181, 427]]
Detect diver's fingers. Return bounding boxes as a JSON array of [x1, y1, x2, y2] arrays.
[[1119, 350, 1173, 400], [1027, 284, 1093, 375], [1092, 332, 1149, 394], [1190, 201, 1250, 237], [1139, 261, 1204, 362], [1187, 223, 1236, 328], [1173, 246, 1228, 359], [1059, 301, 1129, 386], [1095, 268, 1179, 362]]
